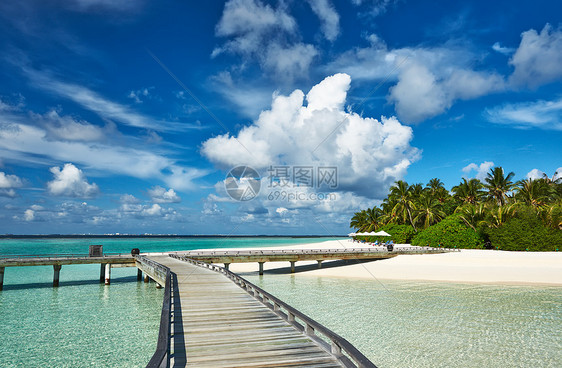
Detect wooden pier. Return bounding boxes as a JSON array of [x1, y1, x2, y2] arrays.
[[175, 246, 453, 274], [0, 254, 135, 289], [136, 254, 377, 368], [0, 247, 456, 289]]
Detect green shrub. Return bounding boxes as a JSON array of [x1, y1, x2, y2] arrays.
[[379, 224, 416, 243], [411, 214, 484, 248], [486, 214, 562, 251]]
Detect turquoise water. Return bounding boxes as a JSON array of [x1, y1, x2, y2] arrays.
[[0, 266, 162, 367], [244, 274, 562, 368], [0, 236, 337, 256], [0, 237, 336, 367], [1, 237, 561, 367]]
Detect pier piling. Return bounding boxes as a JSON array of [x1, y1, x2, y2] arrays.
[[100, 263, 106, 283], [144, 274, 149, 283], [258, 262, 264, 275], [224, 263, 230, 271], [317, 260, 323, 268], [53, 265, 61, 287], [290, 261, 296, 273], [104, 264, 111, 285], [0, 267, 4, 291], [137, 268, 142, 281]]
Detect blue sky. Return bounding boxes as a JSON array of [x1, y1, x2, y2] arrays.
[[0, 0, 561, 235]]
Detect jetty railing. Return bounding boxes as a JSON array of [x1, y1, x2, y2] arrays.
[[0, 252, 131, 259], [171, 254, 377, 368], [179, 246, 460, 257], [136, 256, 175, 368]]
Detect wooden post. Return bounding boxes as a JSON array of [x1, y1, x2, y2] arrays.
[[290, 261, 296, 273], [53, 265, 61, 287], [104, 263, 111, 285], [258, 262, 264, 275], [100, 263, 106, 283], [224, 263, 230, 271], [144, 274, 150, 283], [0, 267, 4, 291], [137, 268, 142, 281], [331, 340, 342, 356], [317, 260, 323, 269]]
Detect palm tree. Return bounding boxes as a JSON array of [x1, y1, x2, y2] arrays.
[[554, 182, 562, 203], [542, 171, 562, 185], [364, 207, 384, 231], [350, 210, 368, 231], [409, 183, 424, 200], [414, 193, 446, 229], [389, 180, 417, 231], [515, 178, 550, 209], [426, 178, 448, 203], [542, 171, 562, 203], [452, 178, 485, 205], [380, 198, 398, 225], [350, 207, 385, 231], [455, 203, 486, 231], [483, 204, 517, 228], [543, 203, 562, 230], [484, 167, 515, 206]]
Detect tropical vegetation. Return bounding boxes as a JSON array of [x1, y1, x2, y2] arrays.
[[350, 166, 562, 251]]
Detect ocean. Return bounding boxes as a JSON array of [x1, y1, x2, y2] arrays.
[[0, 237, 560, 367]]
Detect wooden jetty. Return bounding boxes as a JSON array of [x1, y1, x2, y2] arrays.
[[0, 254, 135, 289], [0, 247, 456, 289], [175, 246, 453, 274], [136, 254, 377, 368]]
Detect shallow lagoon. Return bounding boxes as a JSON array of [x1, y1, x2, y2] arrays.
[[1, 238, 560, 367], [247, 274, 562, 368]]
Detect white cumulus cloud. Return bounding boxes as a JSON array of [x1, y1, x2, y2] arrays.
[[47, 163, 100, 198], [262, 43, 318, 78], [526, 169, 545, 180], [462, 161, 494, 181], [0, 171, 23, 197], [275, 207, 288, 215], [202, 73, 419, 199], [213, 0, 317, 78], [142, 203, 162, 216], [510, 24, 562, 88], [389, 61, 504, 123], [24, 209, 35, 221], [148, 186, 181, 203], [328, 39, 505, 123]]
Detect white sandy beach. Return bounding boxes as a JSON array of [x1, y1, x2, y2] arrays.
[[204, 240, 562, 286]]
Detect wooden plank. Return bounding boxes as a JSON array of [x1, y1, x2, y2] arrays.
[[147, 255, 343, 368]]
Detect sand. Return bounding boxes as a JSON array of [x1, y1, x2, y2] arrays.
[[203, 240, 562, 286]]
